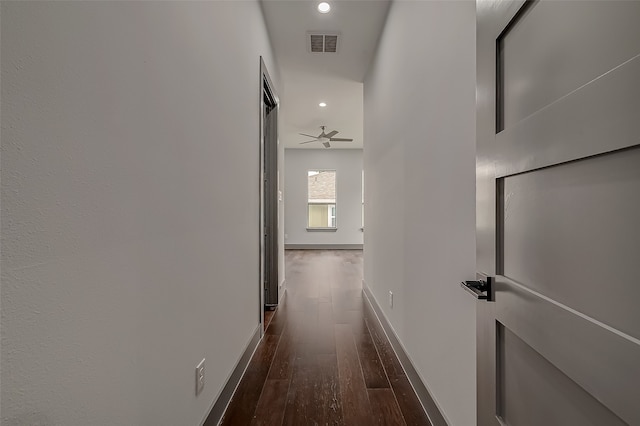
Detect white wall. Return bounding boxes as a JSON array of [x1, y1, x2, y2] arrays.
[[363, 2, 477, 425], [278, 140, 286, 291], [284, 149, 363, 246], [1, 2, 278, 425]]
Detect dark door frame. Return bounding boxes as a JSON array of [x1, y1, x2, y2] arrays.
[[259, 57, 279, 334]]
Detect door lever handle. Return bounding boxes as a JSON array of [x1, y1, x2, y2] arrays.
[[460, 278, 493, 301]]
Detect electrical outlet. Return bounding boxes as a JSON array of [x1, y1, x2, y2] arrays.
[[389, 291, 393, 308], [196, 358, 205, 396]]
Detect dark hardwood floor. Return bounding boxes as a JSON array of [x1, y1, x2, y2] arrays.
[[220, 250, 431, 426], [264, 308, 275, 332]]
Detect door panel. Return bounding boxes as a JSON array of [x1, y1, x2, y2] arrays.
[[502, 0, 640, 128], [476, 1, 640, 425], [263, 95, 278, 307], [496, 277, 640, 425], [496, 54, 640, 177], [498, 323, 627, 426], [502, 147, 640, 339]]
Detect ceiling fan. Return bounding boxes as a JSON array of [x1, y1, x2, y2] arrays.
[[299, 126, 354, 148]]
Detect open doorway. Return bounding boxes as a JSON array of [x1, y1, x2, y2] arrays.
[[260, 58, 279, 333]]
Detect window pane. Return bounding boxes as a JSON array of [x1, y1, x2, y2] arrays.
[[308, 204, 329, 227], [308, 170, 336, 228]]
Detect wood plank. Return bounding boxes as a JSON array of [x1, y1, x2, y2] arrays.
[[220, 334, 280, 425], [335, 323, 375, 424], [365, 313, 406, 378], [332, 288, 365, 311], [281, 355, 316, 426], [389, 375, 432, 426], [247, 334, 281, 376], [268, 321, 299, 380], [347, 308, 368, 336], [265, 304, 287, 336], [295, 298, 320, 358], [355, 330, 390, 389], [368, 388, 407, 426], [345, 307, 390, 389], [317, 354, 344, 423], [282, 354, 344, 425], [264, 308, 275, 332], [251, 379, 289, 426], [316, 301, 336, 355]]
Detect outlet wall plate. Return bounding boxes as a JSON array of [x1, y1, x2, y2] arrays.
[[196, 358, 205, 395], [389, 291, 393, 308]]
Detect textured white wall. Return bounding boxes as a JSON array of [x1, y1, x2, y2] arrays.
[[284, 149, 363, 246], [1, 2, 278, 425], [364, 2, 477, 425]]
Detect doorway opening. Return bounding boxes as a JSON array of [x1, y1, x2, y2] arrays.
[[260, 58, 279, 334]]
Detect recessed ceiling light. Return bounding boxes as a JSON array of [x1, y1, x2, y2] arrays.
[[319, 102, 327, 107], [317, 2, 331, 13]]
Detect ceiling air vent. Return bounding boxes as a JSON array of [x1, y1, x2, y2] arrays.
[[324, 35, 338, 53], [310, 35, 324, 53], [307, 32, 340, 53]]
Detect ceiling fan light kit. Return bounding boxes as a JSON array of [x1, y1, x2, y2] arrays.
[[298, 126, 354, 148]]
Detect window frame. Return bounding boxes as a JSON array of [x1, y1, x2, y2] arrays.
[[306, 169, 338, 231]]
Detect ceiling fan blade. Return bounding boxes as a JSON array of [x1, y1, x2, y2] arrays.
[[299, 140, 318, 144], [325, 130, 339, 138], [329, 138, 353, 142], [299, 133, 319, 139], [322, 141, 331, 148]]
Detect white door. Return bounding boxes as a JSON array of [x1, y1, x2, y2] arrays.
[[475, 1, 640, 425]]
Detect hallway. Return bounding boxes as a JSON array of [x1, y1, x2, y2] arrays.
[[219, 250, 431, 425]]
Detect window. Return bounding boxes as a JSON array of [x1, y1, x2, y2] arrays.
[[307, 170, 337, 229]]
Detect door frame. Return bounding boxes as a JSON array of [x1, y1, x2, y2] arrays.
[[259, 57, 279, 336]]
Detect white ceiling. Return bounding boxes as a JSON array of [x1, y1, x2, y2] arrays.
[[261, 0, 391, 149]]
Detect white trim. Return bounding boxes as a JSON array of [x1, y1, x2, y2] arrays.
[[308, 199, 336, 204]]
